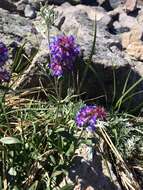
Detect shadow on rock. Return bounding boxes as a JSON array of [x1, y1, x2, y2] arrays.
[[69, 153, 121, 190]]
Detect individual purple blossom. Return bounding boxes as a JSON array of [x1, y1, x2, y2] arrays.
[[0, 67, 10, 83], [49, 35, 80, 77], [75, 105, 106, 132], [0, 42, 8, 66], [50, 62, 63, 77]]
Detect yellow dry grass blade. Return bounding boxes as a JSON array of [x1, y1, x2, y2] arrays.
[[5, 87, 43, 107], [98, 122, 140, 190]]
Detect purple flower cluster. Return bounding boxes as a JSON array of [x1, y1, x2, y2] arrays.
[[0, 42, 10, 83], [0, 42, 8, 66], [75, 105, 106, 132], [0, 67, 10, 83], [49, 35, 80, 77]]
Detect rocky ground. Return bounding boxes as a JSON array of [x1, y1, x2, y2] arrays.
[[0, 0, 143, 189], [1, 0, 143, 107]]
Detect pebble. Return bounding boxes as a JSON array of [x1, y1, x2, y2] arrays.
[[24, 4, 36, 19]]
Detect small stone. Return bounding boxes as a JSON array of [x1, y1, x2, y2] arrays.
[[119, 12, 138, 29], [125, 0, 137, 12], [126, 41, 143, 61], [121, 25, 143, 61], [122, 25, 143, 49], [97, 0, 106, 5], [109, 0, 123, 9], [113, 21, 121, 30], [24, 4, 36, 19], [16, 2, 26, 13]]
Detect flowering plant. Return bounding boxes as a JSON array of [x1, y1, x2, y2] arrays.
[[75, 105, 106, 131], [0, 42, 10, 83], [49, 35, 80, 77]]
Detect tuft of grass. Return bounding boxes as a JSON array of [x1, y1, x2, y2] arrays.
[[0, 93, 87, 189]]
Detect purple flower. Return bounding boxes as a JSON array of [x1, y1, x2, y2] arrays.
[[75, 105, 97, 132], [50, 62, 63, 77], [49, 35, 80, 77], [75, 105, 106, 132], [0, 67, 10, 83], [0, 42, 8, 66]]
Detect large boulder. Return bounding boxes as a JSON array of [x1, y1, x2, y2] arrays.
[[0, 8, 35, 41], [54, 3, 143, 108], [6, 2, 143, 110]]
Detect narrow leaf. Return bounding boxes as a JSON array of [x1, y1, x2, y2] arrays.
[[0, 137, 21, 144]]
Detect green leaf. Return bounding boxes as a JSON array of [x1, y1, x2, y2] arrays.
[[49, 155, 56, 165], [65, 143, 74, 156], [0, 176, 2, 190], [51, 170, 63, 178], [81, 139, 93, 146], [0, 137, 21, 144], [60, 184, 74, 190], [12, 186, 20, 190], [29, 181, 38, 190]]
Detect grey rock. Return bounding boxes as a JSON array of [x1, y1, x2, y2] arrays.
[[54, 4, 122, 66], [16, 1, 27, 14], [69, 151, 122, 190], [97, 0, 106, 5], [8, 2, 143, 110], [24, 4, 36, 18], [52, 4, 143, 109], [109, 0, 124, 9], [0, 8, 39, 61], [119, 12, 138, 29], [113, 21, 121, 30], [0, 8, 32, 38]]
